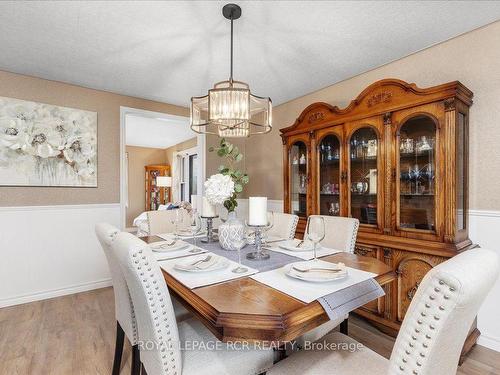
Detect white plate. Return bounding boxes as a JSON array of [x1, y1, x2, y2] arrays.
[[279, 240, 321, 252], [174, 255, 229, 273], [150, 241, 190, 253], [284, 262, 348, 283]]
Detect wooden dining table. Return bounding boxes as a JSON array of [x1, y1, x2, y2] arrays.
[[141, 235, 396, 344]]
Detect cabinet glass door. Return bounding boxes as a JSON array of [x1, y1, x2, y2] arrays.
[[398, 115, 436, 231], [290, 141, 308, 218], [318, 135, 341, 216], [349, 127, 378, 225]]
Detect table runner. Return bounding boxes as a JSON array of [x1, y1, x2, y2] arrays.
[[183, 238, 300, 272]]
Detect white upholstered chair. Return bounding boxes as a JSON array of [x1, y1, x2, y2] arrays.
[[268, 248, 500, 375], [112, 231, 275, 375], [96, 223, 191, 375], [267, 212, 299, 240], [307, 215, 360, 253], [295, 215, 360, 346], [147, 209, 191, 236]]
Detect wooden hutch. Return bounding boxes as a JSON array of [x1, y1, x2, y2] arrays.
[[145, 164, 171, 211], [280, 79, 477, 352]]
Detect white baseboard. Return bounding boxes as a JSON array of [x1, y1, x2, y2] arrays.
[[0, 203, 120, 309], [478, 334, 500, 353], [0, 278, 112, 308]]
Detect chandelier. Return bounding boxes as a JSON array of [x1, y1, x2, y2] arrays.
[[190, 3, 272, 138]]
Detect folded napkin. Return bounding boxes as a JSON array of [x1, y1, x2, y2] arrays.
[[288, 261, 347, 281], [158, 232, 206, 240], [175, 254, 221, 271], [266, 239, 341, 261], [153, 245, 206, 261], [149, 240, 190, 252]]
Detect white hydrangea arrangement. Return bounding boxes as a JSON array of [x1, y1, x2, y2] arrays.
[[204, 173, 235, 205]]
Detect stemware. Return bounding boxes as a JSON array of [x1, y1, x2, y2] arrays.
[[306, 216, 325, 261], [229, 226, 248, 273], [262, 211, 274, 245], [189, 210, 202, 253], [170, 209, 182, 240]]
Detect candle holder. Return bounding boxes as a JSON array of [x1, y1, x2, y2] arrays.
[[201, 215, 218, 243], [246, 224, 270, 260]]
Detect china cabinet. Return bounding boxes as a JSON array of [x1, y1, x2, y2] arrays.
[[281, 79, 476, 359], [145, 164, 171, 211]]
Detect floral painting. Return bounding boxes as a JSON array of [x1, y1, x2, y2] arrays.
[[0, 96, 97, 187]]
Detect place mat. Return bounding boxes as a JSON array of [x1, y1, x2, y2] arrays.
[[153, 244, 207, 261], [264, 239, 342, 260], [250, 260, 378, 303], [159, 252, 258, 289], [319, 278, 385, 321], [182, 238, 300, 272]]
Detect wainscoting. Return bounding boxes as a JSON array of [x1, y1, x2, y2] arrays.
[[0, 203, 120, 308]]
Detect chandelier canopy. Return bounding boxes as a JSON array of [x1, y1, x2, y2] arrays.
[[190, 3, 272, 138]]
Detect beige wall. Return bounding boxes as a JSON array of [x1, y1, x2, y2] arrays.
[[165, 137, 197, 165], [125, 146, 168, 227], [243, 21, 500, 210], [0, 69, 187, 207]]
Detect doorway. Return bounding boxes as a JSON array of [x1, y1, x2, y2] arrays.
[[119, 106, 205, 230]]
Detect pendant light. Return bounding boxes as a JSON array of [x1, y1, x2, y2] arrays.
[[190, 3, 272, 138]]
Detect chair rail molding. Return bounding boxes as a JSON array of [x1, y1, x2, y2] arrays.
[[0, 203, 120, 308]]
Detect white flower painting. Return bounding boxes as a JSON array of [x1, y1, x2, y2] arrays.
[[0, 96, 97, 187]]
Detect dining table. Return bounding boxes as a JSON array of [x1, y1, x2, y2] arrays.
[[140, 235, 396, 344]]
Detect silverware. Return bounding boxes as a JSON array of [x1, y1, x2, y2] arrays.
[[296, 240, 305, 248], [190, 255, 212, 268], [292, 266, 342, 273]]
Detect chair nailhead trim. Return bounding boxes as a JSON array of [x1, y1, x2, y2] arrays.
[[439, 280, 445, 285], [434, 287, 440, 292]]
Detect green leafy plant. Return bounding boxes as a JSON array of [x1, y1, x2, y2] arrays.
[[208, 138, 249, 212]]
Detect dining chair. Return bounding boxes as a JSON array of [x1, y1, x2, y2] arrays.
[[147, 208, 191, 236], [96, 223, 191, 375], [112, 231, 275, 375], [268, 248, 500, 375], [267, 212, 299, 240], [306, 215, 360, 253], [295, 215, 360, 346]]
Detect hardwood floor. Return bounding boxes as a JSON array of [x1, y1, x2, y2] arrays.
[[0, 287, 499, 374]]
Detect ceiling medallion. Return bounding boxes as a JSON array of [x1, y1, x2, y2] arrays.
[[190, 3, 272, 138]]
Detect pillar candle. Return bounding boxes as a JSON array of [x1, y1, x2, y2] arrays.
[[248, 197, 268, 226], [202, 197, 217, 217]]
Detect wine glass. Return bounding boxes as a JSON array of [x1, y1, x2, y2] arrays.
[[263, 211, 274, 245], [189, 210, 202, 253], [230, 226, 248, 274], [306, 216, 325, 261], [169, 209, 182, 241]]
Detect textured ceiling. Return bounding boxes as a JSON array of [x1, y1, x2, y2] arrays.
[[0, 1, 499, 106], [125, 114, 191, 149]]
